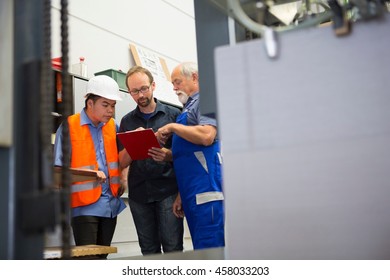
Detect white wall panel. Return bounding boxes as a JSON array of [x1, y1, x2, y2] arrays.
[[51, 0, 197, 78]]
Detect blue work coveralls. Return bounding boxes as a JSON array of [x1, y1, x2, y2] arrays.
[[172, 109, 225, 250]]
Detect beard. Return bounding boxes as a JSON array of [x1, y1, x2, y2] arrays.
[[177, 91, 189, 105], [137, 95, 152, 107]]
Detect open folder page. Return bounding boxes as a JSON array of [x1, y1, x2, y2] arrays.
[[117, 128, 161, 160], [53, 167, 99, 185]]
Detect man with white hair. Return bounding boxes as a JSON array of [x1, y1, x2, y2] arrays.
[[155, 62, 225, 250]]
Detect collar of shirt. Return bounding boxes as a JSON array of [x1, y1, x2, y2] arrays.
[[80, 108, 104, 128], [135, 98, 167, 118], [189, 92, 199, 101], [183, 92, 199, 113]]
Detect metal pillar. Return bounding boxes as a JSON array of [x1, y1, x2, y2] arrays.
[[194, 0, 230, 119], [12, 0, 46, 259], [0, 0, 14, 260]]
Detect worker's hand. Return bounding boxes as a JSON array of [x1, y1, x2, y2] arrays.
[[155, 125, 172, 145], [118, 166, 128, 197], [96, 171, 107, 183], [117, 183, 126, 197], [148, 147, 172, 162], [173, 194, 184, 218]]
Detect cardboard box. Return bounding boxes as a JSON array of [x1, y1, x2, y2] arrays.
[[129, 44, 170, 81]]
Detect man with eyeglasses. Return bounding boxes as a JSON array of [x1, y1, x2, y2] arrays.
[[155, 62, 225, 250], [117, 66, 183, 255]]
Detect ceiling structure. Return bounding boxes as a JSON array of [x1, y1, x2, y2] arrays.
[[208, 0, 388, 39]]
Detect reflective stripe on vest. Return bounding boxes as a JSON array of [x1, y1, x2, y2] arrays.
[[68, 114, 120, 208]]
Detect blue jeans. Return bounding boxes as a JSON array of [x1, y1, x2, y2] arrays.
[[129, 193, 184, 255]]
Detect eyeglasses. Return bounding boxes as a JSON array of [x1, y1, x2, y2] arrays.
[[129, 84, 151, 96]]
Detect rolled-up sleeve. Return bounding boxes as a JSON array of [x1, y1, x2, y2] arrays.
[[53, 124, 63, 166]]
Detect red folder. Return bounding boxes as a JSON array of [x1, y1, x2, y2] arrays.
[[117, 128, 161, 160]]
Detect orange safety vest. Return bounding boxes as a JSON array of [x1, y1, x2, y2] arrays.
[[68, 113, 121, 208]]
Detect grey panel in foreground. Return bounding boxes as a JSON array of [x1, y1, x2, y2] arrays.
[[215, 15, 390, 259]]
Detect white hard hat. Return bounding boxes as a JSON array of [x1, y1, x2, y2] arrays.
[[86, 75, 122, 101]]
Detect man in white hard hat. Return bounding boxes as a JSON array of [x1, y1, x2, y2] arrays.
[[54, 75, 126, 258]]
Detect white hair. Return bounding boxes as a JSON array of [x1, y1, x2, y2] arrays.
[[180, 62, 198, 78]]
